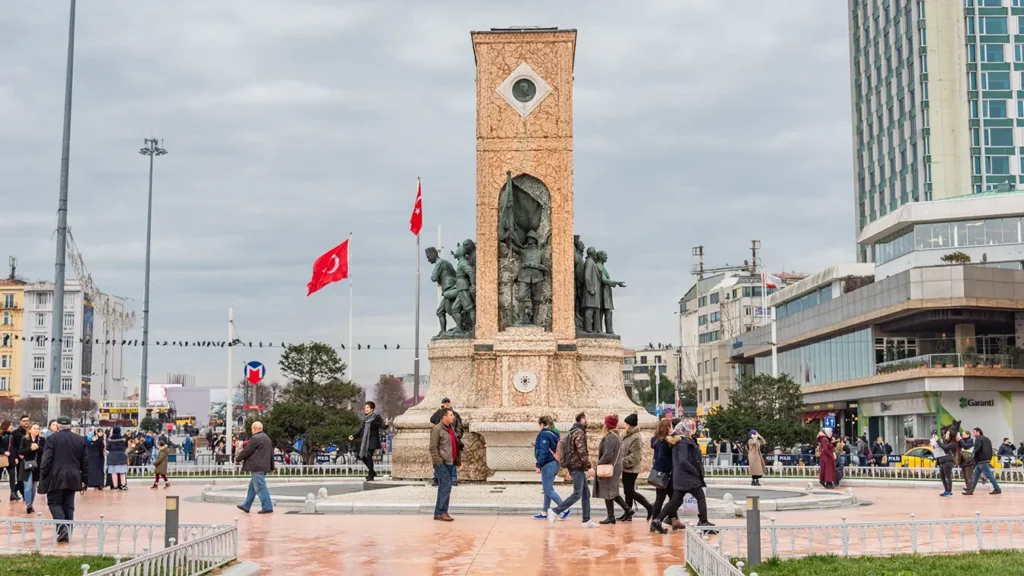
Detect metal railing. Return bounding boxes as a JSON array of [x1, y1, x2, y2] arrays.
[[0, 516, 230, 557], [704, 513, 1024, 561], [685, 527, 753, 576], [875, 352, 1018, 373], [702, 463, 1024, 482], [84, 524, 238, 575], [124, 462, 392, 478]]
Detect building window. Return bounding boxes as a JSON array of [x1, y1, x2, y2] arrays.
[[0, 355, 7, 368], [1, 312, 8, 326], [33, 336, 45, 349], [33, 356, 45, 370], [60, 377, 72, 393], [982, 71, 1011, 90], [978, 16, 1009, 35], [2, 293, 12, 308], [35, 293, 51, 307], [697, 363, 702, 376], [987, 156, 1011, 175], [974, 128, 1014, 147], [61, 355, 73, 374], [982, 44, 1004, 63], [704, 360, 709, 374], [32, 377, 44, 392], [698, 389, 703, 403], [710, 312, 721, 323], [698, 315, 708, 326], [743, 306, 752, 316], [35, 313, 46, 327], [654, 355, 662, 364], [639, 355, 647, 365], [0, 334, 9, 347], [62, 337, 73, 352], [63, 313, 74, 332], [0, 377, 7, 391], [712, 358, 718, 372], [709, 293, 720, 304], [984, 100, 1008, 119], [64, 293, 74, 308], [713, 387, 719, 401]]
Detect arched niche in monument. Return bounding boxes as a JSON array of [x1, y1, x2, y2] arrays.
[[497, 172, 553, 332]]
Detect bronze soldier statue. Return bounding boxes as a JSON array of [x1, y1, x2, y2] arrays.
[[582, 247, 601, 333], [574, 235, 585, 329], [426, 247, 458, 336], [453, 240, 476, 333], [596, 250, 625, 335], [508, 230, 549, 325]]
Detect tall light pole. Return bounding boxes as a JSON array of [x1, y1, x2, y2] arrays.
[[47, 0, 77, 423], [138, 138, 167, 419]]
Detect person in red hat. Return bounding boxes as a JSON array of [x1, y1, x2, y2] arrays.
[[595, 414, 630, 525]]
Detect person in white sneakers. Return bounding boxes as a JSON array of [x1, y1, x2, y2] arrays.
[[548, 412, 600, 528]]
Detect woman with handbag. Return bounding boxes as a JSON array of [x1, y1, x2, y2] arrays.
[[18, 422, 44, 515], [619, 413, 653, 521], [651, 418, 716, 534], [106, 427, 129, 490], [648, 418, 682, 530], [595, 414, 630, 525], [0, 419, 18, 503]]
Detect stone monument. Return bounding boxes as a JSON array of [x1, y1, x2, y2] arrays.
[[392, 27, 655, 481]]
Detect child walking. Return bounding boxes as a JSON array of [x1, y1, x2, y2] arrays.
[[151, 439, 170, 489]]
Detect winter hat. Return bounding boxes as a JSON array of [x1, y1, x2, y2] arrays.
[[603, 414, 619, 429], [624, 414, 639, 428]]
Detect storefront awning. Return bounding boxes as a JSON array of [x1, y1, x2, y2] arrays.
[[804, 410, 830, 421]]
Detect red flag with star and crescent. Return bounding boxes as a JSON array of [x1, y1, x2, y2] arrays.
[[410, 179, 423, 236], [306, 240, 349, 296]]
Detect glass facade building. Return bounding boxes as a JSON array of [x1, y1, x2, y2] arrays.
[[754, 328, 875, 387], [873, 215, 1023, 263]]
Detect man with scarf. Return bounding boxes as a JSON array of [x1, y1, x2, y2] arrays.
[[429, 398, 464, 487], [349, 401, 386, 481]]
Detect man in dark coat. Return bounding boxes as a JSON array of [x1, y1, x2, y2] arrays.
[[349, 401, 386, 482], [235, 421, 274, 514], [12, 415, 29, 499], [429, 398, 463, 487], [39, 416, 88, 542], [966, 427, 1001, 495]]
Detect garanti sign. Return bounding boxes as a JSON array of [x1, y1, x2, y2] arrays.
[[959, 397, 996, 408]]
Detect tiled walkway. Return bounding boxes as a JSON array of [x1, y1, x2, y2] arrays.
[[2, 481, 1020, 575]]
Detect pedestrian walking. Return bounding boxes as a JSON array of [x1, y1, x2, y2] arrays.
[[965, 428, 1001, 495], [235, 421, 274, 514], [817, 428, 837, 489], [548, 412, 600, 529], [595, 415, 630, 525], [38, 416, 88, 543], [429, 407, 458, 522], [152, 439, 170, 489], [18, 422, 44, 514], [429, 398, 464, 487], [532, 416, 566, 520], [0, 420, 19, 502], [11, 415, 29, 500], [106, 427, 129, 490], [932, 429, 956, 497], [748, 430, 766, 486], [182, 435, 195, 463], [651, 418, 716, 534], [85, 429, 106, 490], [619, 413, 652, 521], [649, 419, 682, 530], [348, 401, 385, 482]]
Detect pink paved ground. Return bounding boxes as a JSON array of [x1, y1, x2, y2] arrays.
[[2, 482, 1021, 575]]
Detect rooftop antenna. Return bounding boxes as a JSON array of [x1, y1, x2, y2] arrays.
[[7, 256, 15, 281]]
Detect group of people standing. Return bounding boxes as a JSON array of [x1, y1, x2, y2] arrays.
[[932, 426, 1002, 497]]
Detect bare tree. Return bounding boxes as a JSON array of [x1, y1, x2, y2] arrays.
[[373, 374, 408, 419]]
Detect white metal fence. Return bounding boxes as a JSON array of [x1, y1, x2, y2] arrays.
[[684, 527, 754, 576], [702, 463, 1024, 483], [0, 516, 231, 557], [704, 513, 1024, 560], [124, 462, 392, 478], [83, 525, 238, 575]]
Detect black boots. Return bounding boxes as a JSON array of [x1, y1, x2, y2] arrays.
[[599, 516, 616, 525], [650, 520, 668, 534]]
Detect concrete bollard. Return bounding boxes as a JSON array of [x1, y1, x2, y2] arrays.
[[746, 496, 761, 568], [302, 493, 317, 514], [317, 487, 329, 500]]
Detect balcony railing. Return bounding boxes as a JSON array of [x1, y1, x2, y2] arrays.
[[876, 353, 1020, 374]]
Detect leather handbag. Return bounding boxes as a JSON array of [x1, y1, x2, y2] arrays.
[[596, 436, 621, 478], [0, 455, 7, 469], [647, 468, 669, 488]]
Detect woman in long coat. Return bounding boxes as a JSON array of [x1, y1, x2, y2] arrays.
[[817, 427, 837, 488], [595, 414, 630, 525], [748, 430, 767, 486], [86, 429, 106, 489]]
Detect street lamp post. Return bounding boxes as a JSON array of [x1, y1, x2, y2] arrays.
[[138, 138, 167, 419]]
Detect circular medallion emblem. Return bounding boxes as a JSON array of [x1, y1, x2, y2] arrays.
[[511, 78, 537, 103], [512, 370, 538, 394]]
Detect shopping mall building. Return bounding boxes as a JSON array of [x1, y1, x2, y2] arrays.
[[726, 192, 1024, 452]]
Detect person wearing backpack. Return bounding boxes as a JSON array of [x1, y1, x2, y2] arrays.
[[547, 412, 599, 528], [533, 416, 568, 520]]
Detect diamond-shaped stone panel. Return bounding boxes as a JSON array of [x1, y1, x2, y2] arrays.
[[496, 62, 552, 118]]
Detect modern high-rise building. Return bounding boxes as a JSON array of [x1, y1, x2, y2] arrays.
[[851, 0, 1024, 271]]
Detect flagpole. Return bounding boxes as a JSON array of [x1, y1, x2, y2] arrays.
[[414, 182, 422, 405], [348, 231, 353, 382], [436, 223, 442, 305], [226, 307, 233, 444]]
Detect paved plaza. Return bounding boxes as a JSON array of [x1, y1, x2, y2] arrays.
[[3, 480, 1022, 574]]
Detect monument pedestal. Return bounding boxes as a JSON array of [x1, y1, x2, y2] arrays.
[[392, 328, 657, 481]]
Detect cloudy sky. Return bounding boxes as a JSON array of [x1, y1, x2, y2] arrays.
[[1, 1, 853, 395]]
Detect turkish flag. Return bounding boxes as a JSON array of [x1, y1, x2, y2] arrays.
[[410, 180, 423, 236], [306, 240, 349, 296]]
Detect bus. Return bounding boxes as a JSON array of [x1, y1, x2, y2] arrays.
[[98, 401, 175, 429]]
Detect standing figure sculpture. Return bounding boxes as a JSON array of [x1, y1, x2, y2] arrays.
[[507, 231, 550, 326], [426, 247, 458, 336], [574, 235, 585, 329], [452, 239, 477, 334], [582, 247, 601, 333], [596, 251, 625, 335]]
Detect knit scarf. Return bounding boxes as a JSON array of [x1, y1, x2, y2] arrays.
[[359, 412, 377, 459]]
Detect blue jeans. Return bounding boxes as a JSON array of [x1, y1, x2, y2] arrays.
[[552, 470, 590, 523], [540, 461, 564, 512], [433, 464, 454, 516], [433, 464, 457, 483], [972, 462, 1001, 491], [22, 470, 34, 507], [241, 472, 273, 512]]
